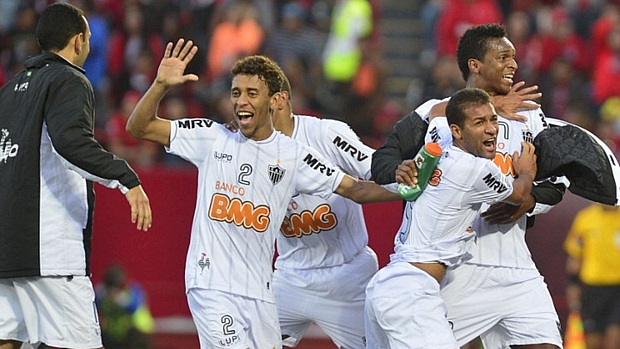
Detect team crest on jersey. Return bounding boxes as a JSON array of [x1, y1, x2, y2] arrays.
[[198, 252, 210, 274], [522, 127, 533, 143], [268, 163, 285, 185]]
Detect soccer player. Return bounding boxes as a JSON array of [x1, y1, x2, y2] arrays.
[[364, 87, 538, 349], [126, 39, 400, 349], [0, 4, 152, 349], [270, 77, 377, 348], [371, 23, 565, 349]]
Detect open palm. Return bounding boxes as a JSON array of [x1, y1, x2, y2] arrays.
[[156, 38, 199, 87]]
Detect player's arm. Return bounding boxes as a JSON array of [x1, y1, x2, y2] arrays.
[[127, 39, 199, 146], [371, 110, 427, 184], [503, 142, 537, 205], [334, 175, 401, 204], [491, 81, 541, 122]]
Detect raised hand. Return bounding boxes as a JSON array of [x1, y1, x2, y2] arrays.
[[492, 81, 542, 122], [156, 38, 199, 88]]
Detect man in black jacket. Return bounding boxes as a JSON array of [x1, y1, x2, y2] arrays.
[[0, 3, 152, 349], [371, 24, 565, 349]]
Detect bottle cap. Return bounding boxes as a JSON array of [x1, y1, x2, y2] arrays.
[[424, 142, 443, 157]]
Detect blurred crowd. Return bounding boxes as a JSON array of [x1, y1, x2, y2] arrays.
[[2, 0, 620, 167], [0, 0, 382, 167]]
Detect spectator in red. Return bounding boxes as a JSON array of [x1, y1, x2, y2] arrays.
[[107, 2, 164, 104], [435, 0, 503, 57], [505, 10, 543, 83], [538, 6, 590, 75], [592, 24, 620, 105], [590, 3, 620, 68], [106, 91, 160, 168]]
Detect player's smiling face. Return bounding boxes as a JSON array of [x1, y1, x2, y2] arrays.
[[475, 37, 517, 95], [231, 74, 276, 141], [455, 103, 498, 159]]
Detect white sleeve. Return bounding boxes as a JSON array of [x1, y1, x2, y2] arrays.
[[320, 119, 374, 180], [166, 118, 224, 166], [415, 98, 444, 121], [467, 159, 514, 204], [295, 144, 347, 199], [426, 116, 453, 150]]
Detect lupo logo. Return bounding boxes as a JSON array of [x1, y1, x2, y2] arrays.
[[214, 151, 233, 162]]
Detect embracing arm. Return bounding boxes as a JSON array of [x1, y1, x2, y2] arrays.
[[371, 110, 427, 184], [334, 175, 401, 204]]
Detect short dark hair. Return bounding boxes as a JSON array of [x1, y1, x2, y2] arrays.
[[231, 56, 285, 97], [456, 23, 507, 81], [446, 88, 492, 128], [280, 74, 292, 98], [36, 3, 86, 52]]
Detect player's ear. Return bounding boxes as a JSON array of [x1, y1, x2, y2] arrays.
[[468, 58, 481, 75], [450, 124, 462, 140], [270, 92, 281, 110], [73, 33, 83, 55]]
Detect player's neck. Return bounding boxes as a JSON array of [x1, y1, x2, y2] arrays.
[[273, 112, 295, 137]]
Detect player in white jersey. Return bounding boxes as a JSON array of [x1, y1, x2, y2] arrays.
[[374, 24, 565, 349], [269, 78, 377, 348], [126, 40, 400, 349], [365, 87, 538, 349]]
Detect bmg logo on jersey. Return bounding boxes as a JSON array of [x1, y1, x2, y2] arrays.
[[281, 204, 338, 237], [493, 152, 516, 177], [0, 129, 19, 164], [209, 193, 270, 232]]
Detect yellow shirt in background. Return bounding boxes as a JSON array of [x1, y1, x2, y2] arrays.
[[564, 204, 620, 285]]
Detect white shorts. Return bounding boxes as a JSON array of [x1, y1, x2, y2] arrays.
[[0, 276, 102, 348], [273, 246, 378, 348], [364, 262, 459, 349], [441, 264, 563, 349], [187, 288, 281, 349]]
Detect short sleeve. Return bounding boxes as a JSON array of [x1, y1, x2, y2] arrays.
[[467, 159, 514, 204]]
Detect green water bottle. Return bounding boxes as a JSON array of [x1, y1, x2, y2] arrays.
[[397, 142, 443, 201]]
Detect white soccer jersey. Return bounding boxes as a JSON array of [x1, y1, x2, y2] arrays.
[[166, 118, 345, 303], [274, 115, 374, 270], [391, 145, 514, 267], [416, 99, 549, 269]]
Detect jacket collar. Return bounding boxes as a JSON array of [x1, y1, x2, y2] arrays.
[[24, 52, 85, 74]]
